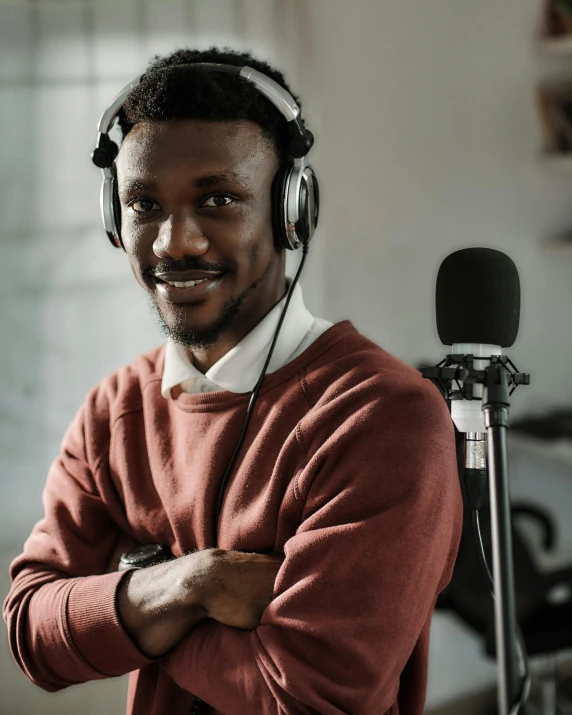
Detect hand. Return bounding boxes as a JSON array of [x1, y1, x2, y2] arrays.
[[197, 549, 285, 630]]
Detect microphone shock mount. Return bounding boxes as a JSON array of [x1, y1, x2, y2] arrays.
[[421, 353, 530, 402]]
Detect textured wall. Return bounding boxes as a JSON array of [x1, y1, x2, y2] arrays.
[[0, 2, 308, 713]]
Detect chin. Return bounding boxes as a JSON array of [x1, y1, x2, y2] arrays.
[[149, 295, 244, 349]]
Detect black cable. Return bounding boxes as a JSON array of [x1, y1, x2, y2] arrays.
[[189, 697, 206, 715], [191, 240, 310, 715], [211, 239, 310, 549], [471, 509, 532, 715]]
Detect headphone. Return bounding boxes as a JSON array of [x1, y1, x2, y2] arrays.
[[91, 62, 319, 251]]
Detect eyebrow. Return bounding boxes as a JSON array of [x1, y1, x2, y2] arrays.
[[122, 172, 247, 193], [194, 172, 246, 188]]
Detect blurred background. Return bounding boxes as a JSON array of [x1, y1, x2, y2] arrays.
[[3, 0, 572, 713]]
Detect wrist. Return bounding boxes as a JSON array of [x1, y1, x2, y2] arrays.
[[120, 558, 194, 615]]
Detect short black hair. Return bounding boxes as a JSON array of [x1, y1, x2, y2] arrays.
[[117, 47, 301, 164]]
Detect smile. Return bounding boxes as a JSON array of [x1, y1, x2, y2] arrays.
[[154, 274, 224, 304]]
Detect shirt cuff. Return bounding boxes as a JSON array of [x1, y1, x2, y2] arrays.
[[66, 569, 153, 676]]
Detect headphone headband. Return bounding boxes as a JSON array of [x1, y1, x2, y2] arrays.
[[97, 65, 299, 135], [92, 63, 312, 168]]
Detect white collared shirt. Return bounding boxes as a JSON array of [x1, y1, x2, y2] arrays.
[[161, 280, 333, 397]]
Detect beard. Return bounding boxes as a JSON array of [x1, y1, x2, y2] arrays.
[[148, 291, 247, 349], [146, 255, 278, 349]]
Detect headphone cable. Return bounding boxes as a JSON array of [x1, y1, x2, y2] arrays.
[[212, 240, 310, 548]]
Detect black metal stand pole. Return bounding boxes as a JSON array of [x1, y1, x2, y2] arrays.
[[482, 364, 521, 715]]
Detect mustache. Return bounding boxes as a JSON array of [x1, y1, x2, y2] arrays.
[[144, 258, 232, 279]]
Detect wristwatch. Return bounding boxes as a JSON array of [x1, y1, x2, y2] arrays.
[[118, 543, 174, 571]]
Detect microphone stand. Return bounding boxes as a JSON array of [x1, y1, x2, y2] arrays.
[[422, 356, 530, 715], [466, 364, 534, 714], [477, 364, 520, 715]]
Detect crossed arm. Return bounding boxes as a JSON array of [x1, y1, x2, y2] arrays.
[[114, 545, 284, 657]]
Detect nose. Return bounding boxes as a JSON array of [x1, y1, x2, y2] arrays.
[[152, 211, 209, 260]]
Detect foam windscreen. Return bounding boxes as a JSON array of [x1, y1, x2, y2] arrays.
[[436, 248, 520, 347]]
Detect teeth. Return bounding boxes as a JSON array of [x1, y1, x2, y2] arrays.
[[165, 277, 210, 288]]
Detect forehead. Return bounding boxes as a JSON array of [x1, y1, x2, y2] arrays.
[[116, 118, 278, 182]]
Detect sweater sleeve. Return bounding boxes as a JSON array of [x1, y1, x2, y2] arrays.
[[160, 377, 463, 714], [2, 394, 152, 692]]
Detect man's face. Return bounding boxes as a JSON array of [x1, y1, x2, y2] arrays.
[[115, 118, 285, 353]]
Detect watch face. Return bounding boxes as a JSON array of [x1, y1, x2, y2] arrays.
[[122, 544, 170, 566]]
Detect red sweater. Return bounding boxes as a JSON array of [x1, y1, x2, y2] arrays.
[[4, 321, 462, 715]]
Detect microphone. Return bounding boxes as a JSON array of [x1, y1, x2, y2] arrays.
[[436, 247, 521, 478], [420, 247, 529, 511]]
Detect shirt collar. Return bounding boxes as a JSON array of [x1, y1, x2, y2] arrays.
[[161, 279, 314, 396]]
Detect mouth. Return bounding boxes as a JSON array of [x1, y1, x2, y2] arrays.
[[153, 272, 225, 305]]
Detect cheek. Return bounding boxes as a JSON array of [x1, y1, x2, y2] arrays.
[[121, 210, 149, 247], [124, 252, 149, 291], [121, 218, 154, 259], [231, 227, 274, 275], [122, 228, 155, 286], [231, 203, 276, 264]]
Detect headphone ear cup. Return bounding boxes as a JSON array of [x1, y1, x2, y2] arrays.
[[296, 167, 319, 247], [271, 164, 290, 250], [272, 163, 320, 250]]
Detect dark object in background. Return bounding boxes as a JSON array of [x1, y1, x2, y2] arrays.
[[535, 83, 572, 154], [435, 495, 569, 635], [511, 409, 572, 440], [540, 0, 572, 37]]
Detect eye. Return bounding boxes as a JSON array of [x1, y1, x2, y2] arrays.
[[201, 194, 235, 208], [129, 198, 159, 213]]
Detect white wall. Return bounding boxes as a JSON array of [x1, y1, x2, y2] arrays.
[[300, 0, 572, 420], [3, 0, 572, 713], [297, 0, 572, 707]]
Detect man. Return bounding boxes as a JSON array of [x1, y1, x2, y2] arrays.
[[3, 47, 462, 715]]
